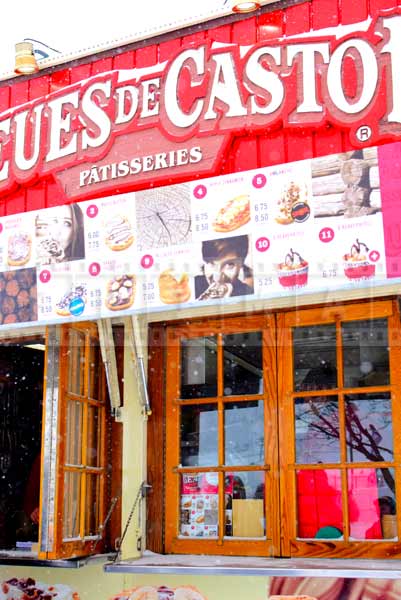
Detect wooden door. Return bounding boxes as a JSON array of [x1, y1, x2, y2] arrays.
[[279, 299, 401, 558], [165, 312, 279, 556]]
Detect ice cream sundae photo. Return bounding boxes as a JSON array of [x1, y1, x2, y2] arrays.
[[277, 248, 309, 288], [343, 238, 375, 280]]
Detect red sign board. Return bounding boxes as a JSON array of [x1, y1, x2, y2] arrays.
[[1, 11, 401, 200]]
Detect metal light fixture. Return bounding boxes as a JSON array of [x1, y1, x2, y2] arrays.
[[224, 0, 261, 12], [14, 41, 39, 75]]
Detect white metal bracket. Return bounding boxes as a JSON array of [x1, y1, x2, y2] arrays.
[[97, 319, 122, 421]]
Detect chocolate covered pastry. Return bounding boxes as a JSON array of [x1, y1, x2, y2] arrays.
[[105, 275, 135, 311], [105, 215, 134, 251], [37, 238, 65, 264], [197, 281, 233, 300]]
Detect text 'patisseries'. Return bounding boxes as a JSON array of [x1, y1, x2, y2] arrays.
[[1, 13, 401, 192]]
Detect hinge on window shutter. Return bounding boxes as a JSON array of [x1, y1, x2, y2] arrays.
[[97, 319, 122, 421], [126, 316, 152, 416]]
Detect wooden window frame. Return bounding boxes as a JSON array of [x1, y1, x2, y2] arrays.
[[148, 298, 401, 560], [39, 322, 121, 560]]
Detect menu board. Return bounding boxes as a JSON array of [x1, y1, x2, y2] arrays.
[[0, 143, 398, 330]]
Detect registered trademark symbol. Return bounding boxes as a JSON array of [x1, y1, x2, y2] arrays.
[[356, 125, 372, 142]]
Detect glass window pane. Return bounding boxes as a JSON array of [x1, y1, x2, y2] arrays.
[[180, 473, 219, 538], [180, 337, 217, 399], [224, 401, 264, 465], [88, 339, 101, 400], [223, 332, 263, 396], [87, 405, 101, 467], [295, 397, 340, 464], [67, 329, 86, 395], [63, 471, 81, 539], [348, 468, 396, 540], [65, 401, 83, 465], [345, 393, 393, 463], [180, 404, 218, 467], [342, 319, 389, 388], [293, 325, 337, 391], [296, 469, 343, 539], [84, 474, 100, 536], [225, 471, 265, 538]]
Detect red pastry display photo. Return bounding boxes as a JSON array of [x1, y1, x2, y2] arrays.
[[277, 249, 309, 288], [343, 238, 376, 280]]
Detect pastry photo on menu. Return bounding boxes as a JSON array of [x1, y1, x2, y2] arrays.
[[195, 235, 254, 301], [35, 204, 85, 265], [275, 180, 310, 225], [212, 194, 251, 233], [343, 238, 375, 280], [276, 248, 309, 288], [7, 232, 32, 267], [55, 283, 87, 317], [158, 269, 191, 304], [105, 274, 135, 311], [104, 215, 134, 251]]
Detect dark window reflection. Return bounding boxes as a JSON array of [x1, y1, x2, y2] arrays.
[[295, 396, 340, 464], [224, 401, 264, 465], [180, 336, 217, 399], [345, 393, 393, 463], [293, 325, 337, 391], [223, 331, 263, 396], [348, 468, 397, 540], [180, 404, 218, 467], [342, 319, 389, 388]]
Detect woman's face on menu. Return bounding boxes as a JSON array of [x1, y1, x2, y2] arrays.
[[36, 205, 74, 249]]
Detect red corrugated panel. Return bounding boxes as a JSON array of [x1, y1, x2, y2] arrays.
[[231, 137, 259, 172], [340, 0, 368, 23], [369, 0, 397, 12], [208, 24, 232, 43], [312, 0, 339, 29], [10, 81, 28, 108], [257, 11, 284, 41], [91, 57, 113, 75], [284, 2, 311, 36], [260, 131, 287, 166], [49, 69, 71, 93], [182, 31, 206, 46], [45, 176, 67, 209], [135, 45, 158, 67], [232, 16, 257, 44], [26, 180, 47, 212], [113, 51, 135, 70], [5, 187, 25, 215], [313, 125, 345, 158], [0, 87, 10, 113], [70, 64, 91, 84], [287, 130, 314, 162], [28, 76, 49, 101], [158, 39, 181, 63]]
